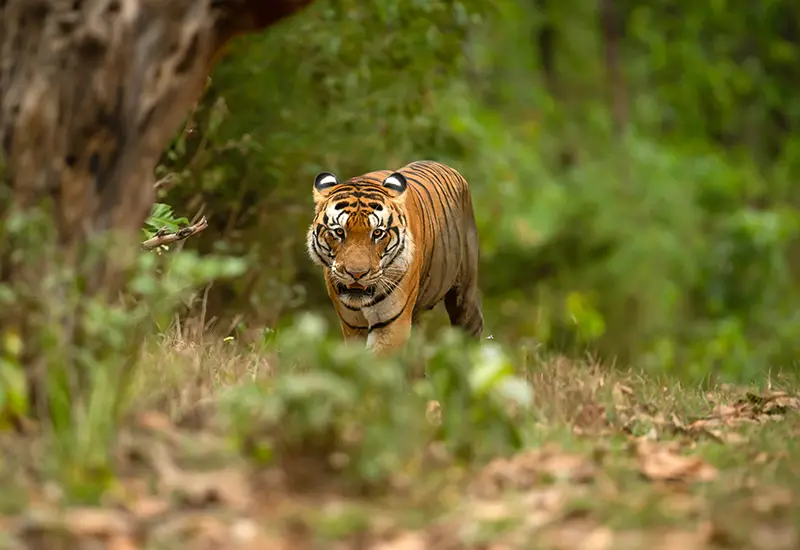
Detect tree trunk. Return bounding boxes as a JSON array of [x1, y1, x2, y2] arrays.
[[598, 0, 627, 136], [0, 0, 314, 421]]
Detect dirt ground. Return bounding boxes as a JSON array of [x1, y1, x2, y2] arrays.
[[1, 343, 798, 550]]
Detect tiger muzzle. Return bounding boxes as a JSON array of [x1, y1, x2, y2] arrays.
[[336, 282, 376, 298]]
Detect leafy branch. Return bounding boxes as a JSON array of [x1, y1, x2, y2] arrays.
[[141, 202, 207, 251], [141, 216, 209, 250]]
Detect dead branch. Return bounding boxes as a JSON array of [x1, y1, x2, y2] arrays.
[[142, 216, 209, 250], [153, 173, 181, 192]]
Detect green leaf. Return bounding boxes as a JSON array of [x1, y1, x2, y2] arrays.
[[144, 203, 190, 233]]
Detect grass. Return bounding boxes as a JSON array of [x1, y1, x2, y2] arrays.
[[0, 323, 798, 550]]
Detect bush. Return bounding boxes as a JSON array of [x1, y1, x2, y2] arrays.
[[221, 314, 532, 492], [152, 0, 800, 382]]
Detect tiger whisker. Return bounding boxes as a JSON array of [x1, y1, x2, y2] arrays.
[[376, 277, 407, 302]]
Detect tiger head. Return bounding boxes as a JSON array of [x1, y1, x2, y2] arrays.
[[306, 170, 414, 307]]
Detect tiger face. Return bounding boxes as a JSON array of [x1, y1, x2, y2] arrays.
[[306, 170, 414, 308]]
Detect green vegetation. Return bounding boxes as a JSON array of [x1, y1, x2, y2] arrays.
[[2, 332, 799, 548], [156, 0, 800, 384], [2, 0, 800, 548]]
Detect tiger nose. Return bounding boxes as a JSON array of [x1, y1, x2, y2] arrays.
[[345, 267, 369, 280]]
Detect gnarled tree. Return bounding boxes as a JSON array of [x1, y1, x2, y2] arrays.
[[0, 0, 314, 420]]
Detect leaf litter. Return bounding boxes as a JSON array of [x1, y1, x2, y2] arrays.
[[634, 440, 717, 483], [1, 383, 799, 549]]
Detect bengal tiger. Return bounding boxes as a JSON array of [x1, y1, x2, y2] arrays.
[[306, 160, 484, 355]]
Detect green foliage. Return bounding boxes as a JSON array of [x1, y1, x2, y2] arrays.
[[0, 198, 245, 503], [4, 0, 800, 534], [142, 203, 190, 241], [0, 331, 26, 422], [3, 1, 800, 511], [149, 0, 800, 382], [424, 329, 533, 461], [221, 314, 531, 491], [45, 248, 245, 502]]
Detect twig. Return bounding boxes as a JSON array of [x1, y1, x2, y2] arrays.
[[142, 216, 209, 250], [171, 203, 207, 254], [153, 173, 180, 192]]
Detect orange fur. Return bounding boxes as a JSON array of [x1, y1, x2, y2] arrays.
[[306, 160, 483, 355]]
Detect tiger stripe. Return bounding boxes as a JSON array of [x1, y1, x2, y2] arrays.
[[306, 160, 484, 355]]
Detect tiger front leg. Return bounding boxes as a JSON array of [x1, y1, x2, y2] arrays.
[[365, 308, 441, 425], [365, 313, 413, 357], [444, 283, 484, 339]]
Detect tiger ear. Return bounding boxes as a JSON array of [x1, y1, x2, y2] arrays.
[[382, 172, 407, 200], [313, 171, 340, 202]]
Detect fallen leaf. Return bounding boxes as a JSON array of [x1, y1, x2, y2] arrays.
[[147, 443, 252, 509], [754, 452, 770, 465], [470, 500, 516, 522], [22, 507, 133, 537], [371, 532, 427, 550], [540, 519, 613, 550], [108, 535, 139, 550], [636, 442, 717, 483], [711, 404, 740, 418], [237, 532, 288, 550], [750, 524, 798, 550], [655, 528, 712, 550], [471, 447, 596, 497], [521, 487, 570, 530], [670, 413, 686, 431], [614, 523, 713, 550], [148, 512, 229, 547], [130, 496, 170, 519], [169, 469, 252, 509], [230, 519, 259, 544], [746, 391, 800, 413], [137, 411, 174, 432], [705, 429, 747, 445], [751, 487, 793, 513]]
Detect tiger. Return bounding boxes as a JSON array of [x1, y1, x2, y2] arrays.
[[306, 160, 484, 355]]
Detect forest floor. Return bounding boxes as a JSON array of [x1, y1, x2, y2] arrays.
[[0, 337, 798, 550]]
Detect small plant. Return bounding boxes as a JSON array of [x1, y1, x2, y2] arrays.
[[222, 313, 431, 492], [143, 203, 190, 241], [0, 186, 245, 503], [423, 328, 533, 462], [141, 203, 209, 253], [41, 235, 246, 503], [221, 315, 533, 493]]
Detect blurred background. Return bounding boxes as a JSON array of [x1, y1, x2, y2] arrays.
[[156, 0, 800, 383]]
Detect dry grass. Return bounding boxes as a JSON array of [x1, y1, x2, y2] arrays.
[[0, 331, 799, 550]]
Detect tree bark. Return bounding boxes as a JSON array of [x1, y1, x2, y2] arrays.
[[598, 0, 628, 136], [533, 0, 557, 97], [0, 0, 314, 420]]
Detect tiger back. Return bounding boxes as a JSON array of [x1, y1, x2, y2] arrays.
[[306, 160, 483, 355]]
